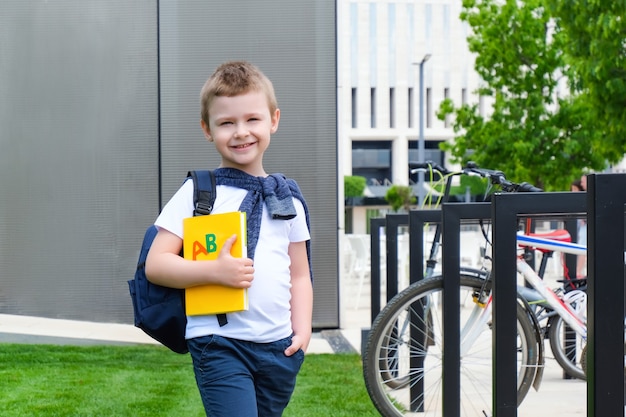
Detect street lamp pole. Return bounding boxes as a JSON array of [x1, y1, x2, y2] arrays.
[[417, 54, 431, 207]]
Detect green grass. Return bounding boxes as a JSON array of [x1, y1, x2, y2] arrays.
[[0, 344, 378, 416]]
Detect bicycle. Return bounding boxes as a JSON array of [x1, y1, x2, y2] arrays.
[[362, 162, 582, 417], [515, 230, 587, 380]]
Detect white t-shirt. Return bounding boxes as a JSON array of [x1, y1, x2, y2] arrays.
[[155, 179, 310, 343]]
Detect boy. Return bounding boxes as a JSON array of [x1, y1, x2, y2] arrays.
[[145, 61, 313, 416]]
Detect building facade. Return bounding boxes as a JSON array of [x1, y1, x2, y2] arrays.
[[338, 0, 484, 190], [337, 0, 489, 234]]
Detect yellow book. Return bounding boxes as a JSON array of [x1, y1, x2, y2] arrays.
[[183, 211, 248, 316]]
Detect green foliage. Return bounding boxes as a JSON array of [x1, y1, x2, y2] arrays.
[[430, 175, 488, 198], [438, 0, 618, 190], [0, 344, 377, 417], [547, 0, 626, 161], [385, 185, 416, 212], [344, 175, 367, 198], [460, 175, 489, 196]]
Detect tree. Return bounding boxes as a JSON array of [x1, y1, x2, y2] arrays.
[[438, 0, 615, 190], [547, 0, 626, 162]]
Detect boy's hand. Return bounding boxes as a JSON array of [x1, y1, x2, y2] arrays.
[[284, 333, 310, 356], [216, 235, 254, 288]]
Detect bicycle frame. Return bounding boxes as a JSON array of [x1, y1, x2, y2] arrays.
[[516, 232, 586, 257], [516, 232, 587, 336], [459, 230, 588, 357], [410, 162, 587, 368]]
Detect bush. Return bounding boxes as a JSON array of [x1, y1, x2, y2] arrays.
[[344, 175, 367, 197], [385, 185, 416, 212]]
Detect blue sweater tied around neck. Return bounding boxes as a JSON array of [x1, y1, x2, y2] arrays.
[[213, 168, 313, 281]]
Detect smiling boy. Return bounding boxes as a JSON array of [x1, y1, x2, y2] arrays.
[[146, 61, 313, 416]]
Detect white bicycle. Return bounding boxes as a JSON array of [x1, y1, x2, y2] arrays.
[[362, 163, 592, 417]]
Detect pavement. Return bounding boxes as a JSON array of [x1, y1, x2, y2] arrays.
[[0, 312, 349, 354], [0, 239, 592, 416], [0, 256, 370, 354]]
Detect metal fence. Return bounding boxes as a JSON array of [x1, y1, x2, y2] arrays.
[[369, 173, 625, 416]]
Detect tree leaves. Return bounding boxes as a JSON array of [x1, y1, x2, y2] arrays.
[[439, 0, 625, 190]]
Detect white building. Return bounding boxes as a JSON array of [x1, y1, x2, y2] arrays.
[[338, 1, 625, 195], [338, 0, 485, 186], [338, 0, 487, 232]]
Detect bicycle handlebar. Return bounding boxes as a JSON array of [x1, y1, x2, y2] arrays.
[[409, 160, 451, 176], [462, 161, 543, 193], [408, 160, 543, 193], [516, 182, 543, 193]]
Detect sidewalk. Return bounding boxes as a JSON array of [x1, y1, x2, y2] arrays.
[[0, 313, 349, 354], [0, 258, 371, 354]]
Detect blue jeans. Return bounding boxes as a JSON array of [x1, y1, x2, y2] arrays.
[[187, 334, 305, 417]]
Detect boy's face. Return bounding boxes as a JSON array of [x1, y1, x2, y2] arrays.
[[201, 91, 279, 176]]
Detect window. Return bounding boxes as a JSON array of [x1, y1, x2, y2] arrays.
[[408, 140, 444, 168], [352, 141, 392, 185]]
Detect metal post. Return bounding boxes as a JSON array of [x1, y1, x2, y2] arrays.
[[586, 173, 626, 416]]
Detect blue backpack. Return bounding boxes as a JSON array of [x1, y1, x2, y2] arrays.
[[128, 170, 217, 354]]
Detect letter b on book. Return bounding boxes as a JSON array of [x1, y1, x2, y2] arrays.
[[206, 234, 217, 253]]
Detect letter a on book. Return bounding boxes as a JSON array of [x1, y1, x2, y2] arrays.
[[183, 211, 248, 316]]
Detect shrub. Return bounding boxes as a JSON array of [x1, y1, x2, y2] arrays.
[[344, 175, 367, 197], [385, 185, 416, 212]]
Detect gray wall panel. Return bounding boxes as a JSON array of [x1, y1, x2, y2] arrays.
[[0, 0, 338, 329], [0, 1, 158, 322], [159, 0, 338, 327]]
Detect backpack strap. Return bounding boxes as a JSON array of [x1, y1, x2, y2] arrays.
[[186, 170, 228, 328], [188, 170, 216, 216]]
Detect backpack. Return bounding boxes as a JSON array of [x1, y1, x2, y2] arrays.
[[128, 170, 216, 354]]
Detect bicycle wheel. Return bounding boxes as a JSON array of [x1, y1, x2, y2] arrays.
[[579, 330, 626, 378], [363, 274, 538, 417], [548, 315, 586, 380]]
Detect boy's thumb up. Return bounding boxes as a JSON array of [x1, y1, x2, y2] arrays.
[[218, 234, 238, 257]]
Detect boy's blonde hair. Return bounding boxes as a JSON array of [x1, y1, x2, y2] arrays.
[[200, 61, 278, 126]]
